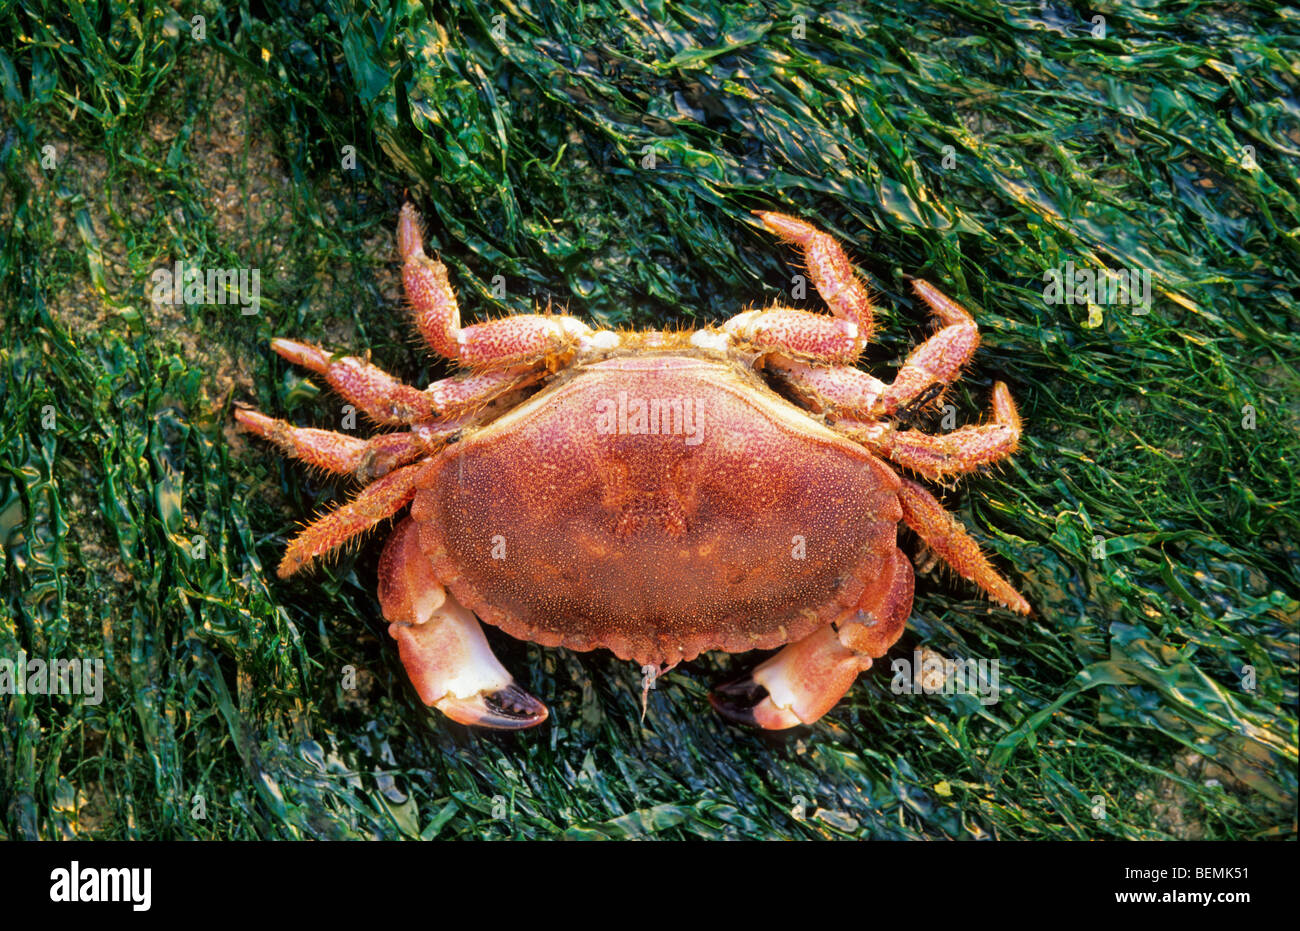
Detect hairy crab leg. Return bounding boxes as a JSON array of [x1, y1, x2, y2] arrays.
[[271, 338, 543, 425], [871, 280, 981, 417], [235, 408, 420, 479], [234, 409, 470, 482], [379, 518, 547, 729], [270, 339, 432, 424], [753, 211, 876, 343], [764, 280, 986, 421], [897, 476, 1030, 614], [275, 458, 433, 578], [835, 382, 1022, 482], [399, 203, 616, 366], [763, 356, 888, 413], [711, 546, 914, 729], [722, 307, 864, 364]]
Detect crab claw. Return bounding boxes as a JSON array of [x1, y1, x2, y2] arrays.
[[711, 546, 914, 729], [434, 682, 549, 730], [710, 625, 868, 729], [709, 674, 790, 729], [388, 613, 549, 730], [380, 518, 548, 730]]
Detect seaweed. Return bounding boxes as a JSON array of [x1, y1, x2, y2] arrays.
[[0, 0, 1294, 839]]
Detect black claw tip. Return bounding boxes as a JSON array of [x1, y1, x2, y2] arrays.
[[480, 683, 549, 729], [708, 675, 770, 728]]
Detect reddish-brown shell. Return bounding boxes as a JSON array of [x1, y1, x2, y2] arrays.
[[409, 354, 903, 666]]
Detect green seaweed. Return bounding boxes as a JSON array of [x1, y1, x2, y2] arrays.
[[0, 0, 1295, 839]]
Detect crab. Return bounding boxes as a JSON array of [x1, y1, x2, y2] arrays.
[[235, 204, 1029, 731]]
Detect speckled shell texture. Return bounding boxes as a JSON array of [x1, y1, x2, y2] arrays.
[[410, 354, 904, 666]]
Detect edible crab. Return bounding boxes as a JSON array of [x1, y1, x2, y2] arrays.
[[236, 205, 1029, 730]]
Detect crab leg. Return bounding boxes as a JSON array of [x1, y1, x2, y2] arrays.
[[379, 518, 547, 729], [400, 203, 611, 366], [271, 338, 541, 425], [236, 408, 416, 479], [722, 308, 864, 364], [234, 409, 468, 481], [764, 357, 887, 413], [270, 338, 433, 424], [871, 280, 981, 417], [711, 546, 914, 729], [855, 421, 1021, 482], [897, 477, 1030, 614], [766, 279, 983, 419], [835, 382, 1022, 481], [275, 459, 432, 578], [754, 211, 876, 343]]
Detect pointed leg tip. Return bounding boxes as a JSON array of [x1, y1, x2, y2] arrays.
[[754, 210, 813, 242], [233, 407, 268, 431], [270, 337, 327, 370], [397, 203, 426, 261]]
